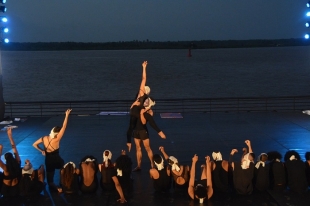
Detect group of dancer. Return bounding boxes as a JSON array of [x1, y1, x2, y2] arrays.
[[0, 61, 310, 205]]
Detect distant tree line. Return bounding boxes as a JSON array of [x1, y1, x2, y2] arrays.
[[1, 38, 309, 51]]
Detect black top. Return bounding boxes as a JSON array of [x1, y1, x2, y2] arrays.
[[233, 162, 254, 195], [305, 161, 310, 187], [62, 173, 79, 194], [135, 112, 161, 133], [100, 167, 117, 191], [126, 94, 148, 143], [152, 165, 171, 192], [212, 161, 228, 192], [285, 160, 308, 193], [254, 163, 270, 191], [269, 161, 286, 188]]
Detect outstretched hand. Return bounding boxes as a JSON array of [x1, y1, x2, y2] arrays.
[[192, 154, 198, 163], [142, 61, 148, 68], [158, 131, 166, 139], [65, 109, 72, 116], [230, 149, 238, 155]]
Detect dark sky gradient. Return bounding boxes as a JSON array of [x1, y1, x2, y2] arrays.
[[4, 1, 308, 42]]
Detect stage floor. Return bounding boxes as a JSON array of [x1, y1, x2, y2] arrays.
[[1, 111, 310, 205]]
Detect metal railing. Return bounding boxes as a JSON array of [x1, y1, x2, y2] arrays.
[[4, 95, 310, 117]]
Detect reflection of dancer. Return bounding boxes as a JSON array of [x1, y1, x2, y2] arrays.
[[33, 109, 72, 192], [127, 61, 150, 152], [132, 103, 166, 171]]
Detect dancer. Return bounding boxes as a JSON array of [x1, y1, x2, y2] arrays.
[[284, 150, 308, 193], [132, 100, 166, 171], [188, 154, 213, 203], [0, 127, 21, 198], [229, 140, 255, 195], [267, 151, 286, 190], [99, 150, 127, 203], [254, 153, 270, 191], [126, 61, 150, 152], [210, 151, 229, 193], [149, 154, 171, 192], [159, 146, 190, 190], [19, 160, 45, 200], [60, 162, 79, 194], [33, 108, 72, 192], [79, 155, 99, 194], [115, 150, 133, 198]]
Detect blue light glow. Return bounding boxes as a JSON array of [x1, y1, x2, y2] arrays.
[[4, 38, 9, 43], [305, 34, 309, 39], [306, 22, 310, 28], [1, 17, 7, 22]]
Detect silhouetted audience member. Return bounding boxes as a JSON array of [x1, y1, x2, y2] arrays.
[[188, 154, 213, 204], [0, 128, 21, 198], [159, 146, 190, 192], [284, 150, 308, 193], [230, 140, 255, 195], [79, 155, 98, 194], [149, 154, 171, 192], [267, 151, 286, 190], [98, 150, 126, 203], [254, 153, 270, 191], [60, 162, 79, 194]]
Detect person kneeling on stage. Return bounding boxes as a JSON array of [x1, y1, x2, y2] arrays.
[[79, 155, 98, 194], [188, 154, 213, 204], [115, 150, 133, 198], [99, 150, 126, 203], [19, 160, 45, 201], [149, 154, 171, 192], [230, 140, 255, 195], [158, 146, 189, 191], [60, 162, 79, 194]]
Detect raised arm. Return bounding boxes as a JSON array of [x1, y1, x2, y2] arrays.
[[245, 140, 253, 153], [159, 146, 169, 160], [0, 144, 6, 170], [188, 154, 198, 200], [205, 156, 213, 199], [56, 109, 72, 141], [7, 128, 21, 163], [137, 61, 148, 98]]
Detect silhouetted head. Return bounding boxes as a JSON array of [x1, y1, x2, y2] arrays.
[[267, 151, 282, 161], [305, 152, 310, 161], [284, 150, 301, 162], [195, 184, 207, 203]]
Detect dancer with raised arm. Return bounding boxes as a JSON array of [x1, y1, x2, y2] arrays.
[[126, 61, 150, 152], [188, 154, 213, 204], [33, 109, 72, 192], [0, 127, 21, 198]]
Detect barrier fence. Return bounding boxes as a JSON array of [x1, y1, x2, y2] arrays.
[[4, 96, 310, 117]]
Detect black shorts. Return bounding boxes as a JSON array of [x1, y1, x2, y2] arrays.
[[133, 130, 149, 140]]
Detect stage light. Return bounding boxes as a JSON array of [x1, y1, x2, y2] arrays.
[[0, 6, 6, 13], [3, 38, 8, 43], [307, 12, 310, 17], [2, 27, 8, 33], [0, 0, 6, 4], [1, 17, 7, 22], [306, 22, 310, 28], [305, 34, 309, 39], [307, 2, 310, 8]]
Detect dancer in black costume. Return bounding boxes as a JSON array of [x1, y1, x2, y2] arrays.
[[33, 109, 72, 192], [126, 61, 150, 152]]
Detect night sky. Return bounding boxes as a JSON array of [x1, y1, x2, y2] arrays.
[[3, 1, 309, 42]]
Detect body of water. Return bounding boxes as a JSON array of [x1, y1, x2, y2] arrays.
[[1, 46, 310, 102]]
